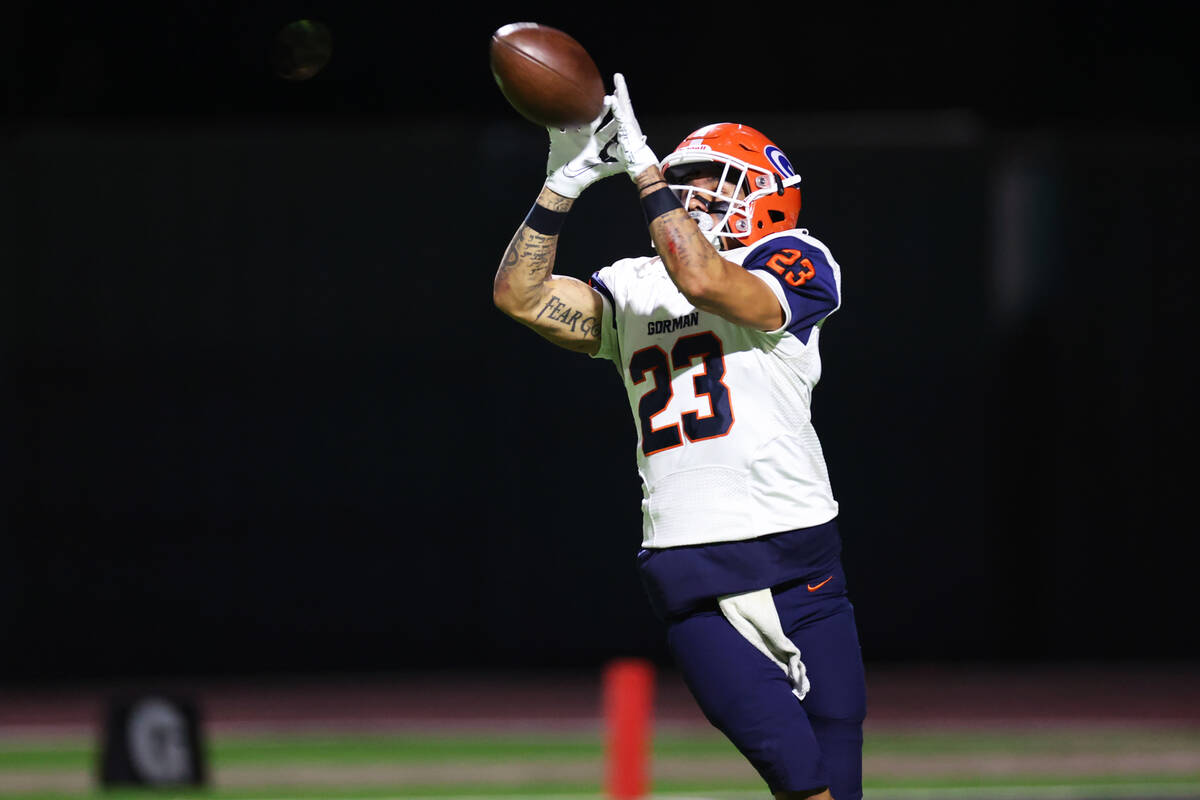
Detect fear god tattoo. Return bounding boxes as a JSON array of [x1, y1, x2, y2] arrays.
[[536, 294, 600, 338]]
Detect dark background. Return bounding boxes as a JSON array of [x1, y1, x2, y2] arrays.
[[3, 1, 1197, 684]]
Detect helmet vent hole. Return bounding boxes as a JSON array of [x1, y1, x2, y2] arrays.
[[768, 210, 786, 223], [756, 220, 764, 229]]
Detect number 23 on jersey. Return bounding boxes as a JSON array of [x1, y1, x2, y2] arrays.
[[629, 330, 733, 456]]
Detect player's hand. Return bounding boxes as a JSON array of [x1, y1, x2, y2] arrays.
[[544, 97, 625, 199], [611, 73, 659, 181]]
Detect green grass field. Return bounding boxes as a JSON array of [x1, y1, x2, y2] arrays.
[[2, 724, 1199, 800]]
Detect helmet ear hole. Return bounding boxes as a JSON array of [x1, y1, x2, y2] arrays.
[[768, 210, 786, 223]]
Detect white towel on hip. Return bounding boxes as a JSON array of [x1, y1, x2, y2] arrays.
[[718, 588, 811, 701]]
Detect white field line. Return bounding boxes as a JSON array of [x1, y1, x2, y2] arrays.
[[5, 717, 1195, 742], [0, 719, 711, 741], [106, 784, 1200, 800], [2, 782, 1200, 799]]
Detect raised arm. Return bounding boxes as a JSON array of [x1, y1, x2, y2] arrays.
[[493, 186, 605, 354], [634, 165, 784, 331], [493, 101, 626, 354], [611, 74, 784, 331]]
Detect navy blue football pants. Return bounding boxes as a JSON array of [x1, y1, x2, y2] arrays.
[[664, 562, 866, 798]]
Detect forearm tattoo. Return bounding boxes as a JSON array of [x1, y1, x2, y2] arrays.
[[495, 228, 556, 311], [654, 210, 710, 270], [496, 191, 573, 295], [636, 171, 709, 270], [503, 227, 556, 280]]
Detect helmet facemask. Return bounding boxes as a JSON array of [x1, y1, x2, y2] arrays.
[[663, 158, 781, 250]]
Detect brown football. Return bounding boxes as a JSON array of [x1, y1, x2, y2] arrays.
[[489, 23, 606, 128]]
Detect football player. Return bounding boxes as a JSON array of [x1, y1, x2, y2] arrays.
[[493, 74, 866, 800]]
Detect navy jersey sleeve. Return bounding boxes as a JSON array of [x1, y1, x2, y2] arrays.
[[588, 271, 617, 331], [587, 269, 621, 364], [743, 235, 840, 342]]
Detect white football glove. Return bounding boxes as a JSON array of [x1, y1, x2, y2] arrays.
[[611, 73, 659, 180], [544, 97, 625, 199]]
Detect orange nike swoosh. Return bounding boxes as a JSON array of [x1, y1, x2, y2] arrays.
[[807, 576, 833, 592]]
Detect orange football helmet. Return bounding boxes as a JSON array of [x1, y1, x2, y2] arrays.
[[660, 123, 803, 248]]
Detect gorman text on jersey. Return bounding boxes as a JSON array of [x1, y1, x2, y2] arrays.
[[647, 311, 700, 336]]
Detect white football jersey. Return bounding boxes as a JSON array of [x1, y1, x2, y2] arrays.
[[589, 229, 842, 548]]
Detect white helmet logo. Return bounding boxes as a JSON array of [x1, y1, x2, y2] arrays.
[[764, 146, 795, 178]]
